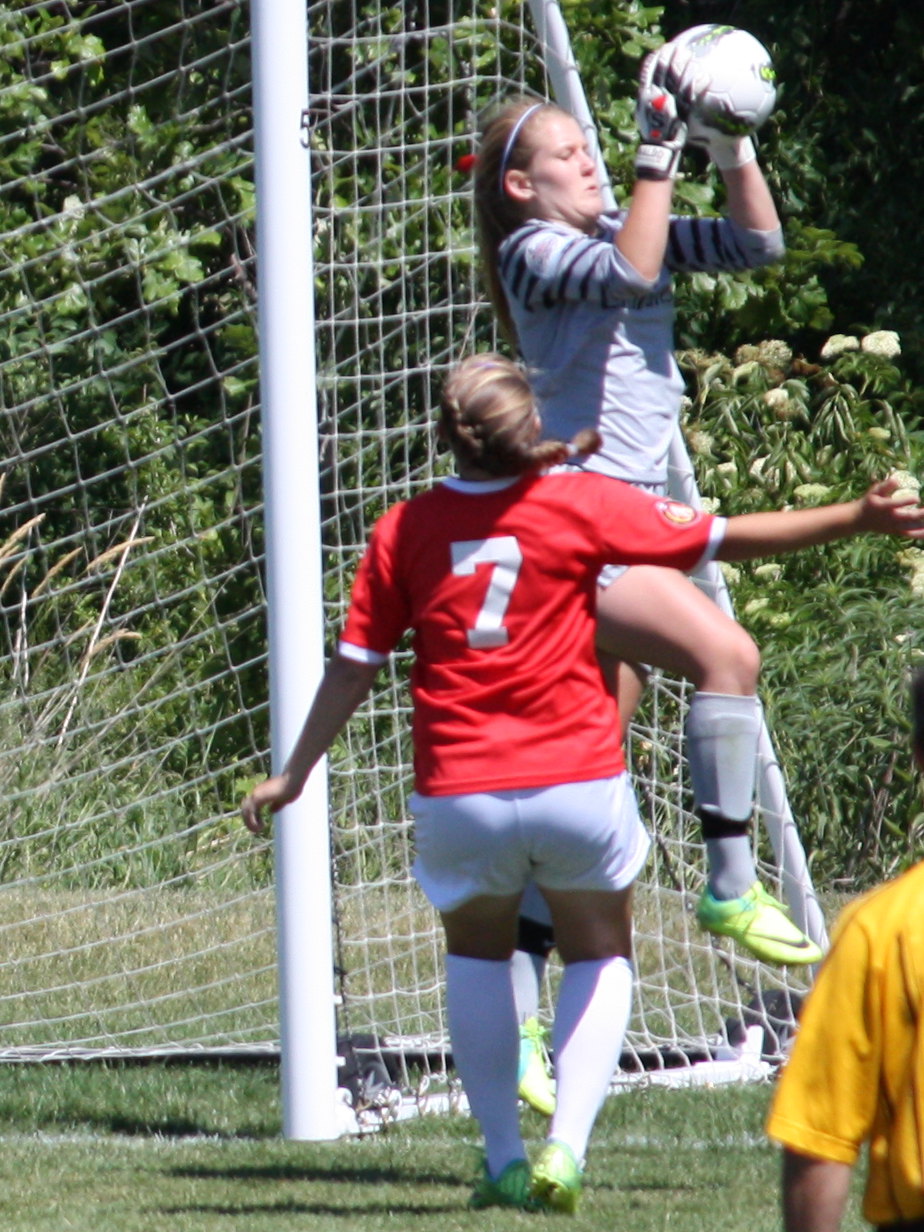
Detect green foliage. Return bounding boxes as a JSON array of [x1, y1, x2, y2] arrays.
[[682, 336, 924, 886], [0, 4, 265, 888], [0, 0, 920, 902]]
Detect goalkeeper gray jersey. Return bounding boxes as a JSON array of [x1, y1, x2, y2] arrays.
[[499, 211, 784, 486]]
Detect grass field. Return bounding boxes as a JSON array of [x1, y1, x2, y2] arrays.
[[0, 1062, 868, 1232]]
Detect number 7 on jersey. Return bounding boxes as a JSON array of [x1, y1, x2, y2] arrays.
[[451, 536, 523, 649]]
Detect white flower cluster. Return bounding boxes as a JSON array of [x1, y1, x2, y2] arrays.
[[888, 470, 921, 504], [898, 547, 924, 597], [820, 329, 901, 361], [762, 387, 800, 421], [793, 482, 833, 505], [757, 339, 793, 369], [742, 595, 792, 627], [686, 428, 714, 455], [734, 340, 793, 370], [819, 333, 859, 360], [861, 330, 901, 358]]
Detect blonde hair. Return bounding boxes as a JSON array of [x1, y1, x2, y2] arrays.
[[473, 98, 571, 344], [440, 353, 600, 477]]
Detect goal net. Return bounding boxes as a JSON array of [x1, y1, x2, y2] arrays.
[[0, 0, 819, 1099]]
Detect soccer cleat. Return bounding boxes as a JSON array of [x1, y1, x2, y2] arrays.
[[531, 1140, 583, 1214], [697, 881, 824, 966], [468, 1157, 536, 1210], [517, 1016, 556, 1116]]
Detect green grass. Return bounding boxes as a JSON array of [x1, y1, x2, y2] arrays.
[[0, 1063, 868, 1232]]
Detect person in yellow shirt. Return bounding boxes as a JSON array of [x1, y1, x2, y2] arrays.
[[766, 668, 924, 1232]]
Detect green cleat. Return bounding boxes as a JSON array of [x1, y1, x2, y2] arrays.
[[697, 881, 824, 966], [531, 1140, 583, 1214], [517, 1016, 556, 1116], [469, 1157, 536, 1210]]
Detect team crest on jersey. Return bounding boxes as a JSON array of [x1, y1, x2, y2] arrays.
[[655, 499, 698, 525]]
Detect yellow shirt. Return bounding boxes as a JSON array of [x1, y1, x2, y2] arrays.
[[766, 862, 924, 1226]]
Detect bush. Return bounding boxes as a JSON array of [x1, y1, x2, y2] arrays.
[[682, 332, 924, 887]]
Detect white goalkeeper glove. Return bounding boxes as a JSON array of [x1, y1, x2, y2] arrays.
[[688, 122, 757, 171], [647, 39, 757, 172], [634, 50, 688, 181]]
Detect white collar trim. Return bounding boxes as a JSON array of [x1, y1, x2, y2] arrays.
[[441, 475, 521, 494]]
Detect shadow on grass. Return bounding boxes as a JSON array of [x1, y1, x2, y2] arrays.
[[31, 1112, 274, 1139], [158, 1162, 471, 1218], [166, 1161, 466, 1186], [156, 1200, 464, 1217]]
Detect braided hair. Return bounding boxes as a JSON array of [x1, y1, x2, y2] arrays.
[[440, 354, 600, 477]]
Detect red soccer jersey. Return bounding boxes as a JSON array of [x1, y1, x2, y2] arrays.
[[339, 471, 722, 796]]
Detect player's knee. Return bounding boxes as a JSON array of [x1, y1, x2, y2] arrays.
[[690, 627, 760, 694], [727, 628, 761, 691]]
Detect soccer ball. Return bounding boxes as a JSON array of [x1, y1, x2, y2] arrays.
[[673, 24, 776, 136]]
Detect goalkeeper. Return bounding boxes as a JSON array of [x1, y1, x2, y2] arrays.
[[469, 36, 815, 1109], [243, 353, 924, 1214]]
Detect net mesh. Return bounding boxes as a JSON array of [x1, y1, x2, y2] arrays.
[[0, 0, 811, 1081]]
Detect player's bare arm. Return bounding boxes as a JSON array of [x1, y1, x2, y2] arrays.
[[241, 654, 379, 834], [719, 476, 924, 562]]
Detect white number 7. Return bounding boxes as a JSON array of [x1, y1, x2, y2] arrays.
[[451, 536, 523, 649]]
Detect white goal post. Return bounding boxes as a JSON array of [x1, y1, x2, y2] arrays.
[[0, 0, 822, 1141]]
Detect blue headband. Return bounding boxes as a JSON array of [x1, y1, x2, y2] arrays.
[[497, 103, 544, 193]]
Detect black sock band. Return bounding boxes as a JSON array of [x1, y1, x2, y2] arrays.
[[517, 915, 555, 957], [698, 810, 751, 841]]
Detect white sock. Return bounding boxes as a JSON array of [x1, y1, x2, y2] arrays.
[[549, 956, 633, 1162], [686, 692, 761, 898], [444, 954, 524, 1177], [511, 948, 545, 1023]]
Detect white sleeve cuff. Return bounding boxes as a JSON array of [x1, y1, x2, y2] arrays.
[[694, 515, 727, 571], [338, 640, 388, 666]]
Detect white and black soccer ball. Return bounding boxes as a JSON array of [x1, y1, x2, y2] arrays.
[[673, 24, 777, 136]]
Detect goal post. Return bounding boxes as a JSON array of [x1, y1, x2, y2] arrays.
[[251, 0, 340, 1139]]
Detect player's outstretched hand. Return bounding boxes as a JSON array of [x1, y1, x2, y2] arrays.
[[859, 476, 924, 537], [241, 774, 298, 834]]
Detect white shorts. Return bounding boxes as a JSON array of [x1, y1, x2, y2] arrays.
[[410, 773, 650, 914]]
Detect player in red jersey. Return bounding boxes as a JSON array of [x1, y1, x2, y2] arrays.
[[242, 353, 924, 1213]]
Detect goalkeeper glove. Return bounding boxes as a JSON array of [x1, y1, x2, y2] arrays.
[[646, 40, 707, 119], [635, 53, 688, 181], [647, 40, 757, 172], [688, 123, 757, 171]]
